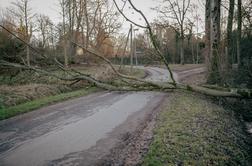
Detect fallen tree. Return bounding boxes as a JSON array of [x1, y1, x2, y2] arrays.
[[0, 1, 252, 99], [1, 57, 251, 99]]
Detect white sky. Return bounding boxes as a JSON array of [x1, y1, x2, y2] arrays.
[[1, 0, 61, 23], [0, 0, 205, 35]]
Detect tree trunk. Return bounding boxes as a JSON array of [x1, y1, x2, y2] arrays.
[[175, 32, 180, 64], [180, 24, 185, 65], [67, 0, 75, 62], [191, 41, 195, 64], [180, 36, 185, 65], [205, 0, 211, 71], [227, 0, 235, 69], [26, 46, 30, 66], [196, 40, 199, 64], [24, 1, 30, 66], [62, 0, 68, 67], [237, 0, 242, 67], [130, 24, 133, 69], [206, 0, 221, 84], [196, 16, 199, 64], [84, 0, 90, 64]]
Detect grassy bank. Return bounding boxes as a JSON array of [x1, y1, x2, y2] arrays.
[[0, 66, 146, 120], [0, 87, 99, 120], [0, 65, 146, 107], [143, 92, 251, 166]]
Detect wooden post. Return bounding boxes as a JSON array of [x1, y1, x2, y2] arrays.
[[119, 27, 131, 70], [130, 24, 133, 70]]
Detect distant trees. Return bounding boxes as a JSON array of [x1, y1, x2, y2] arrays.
[[0, 18, 24, 63], [57, 0, 121, 65], [0, 0, 250, 87], [242, 0, 251, 38], [1, 0, 252, 97], [0, 0, 121, 67], [144, 20, 204, 65], [152, 0, 206, 65], [154, 0, 191, 65], [8, 0, 34, 66], [36, 15, 53, 49]]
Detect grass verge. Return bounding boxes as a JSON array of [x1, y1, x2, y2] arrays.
[[143, 92, 251, 166], [0, 87, 99, 120], [0, 66, 146, 120]]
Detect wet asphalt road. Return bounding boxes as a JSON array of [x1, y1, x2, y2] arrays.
[[0, 67, 170, 166]]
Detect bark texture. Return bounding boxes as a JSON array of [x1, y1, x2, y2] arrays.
[[206, 0, 221, 84], [237, 0, 242, 66]]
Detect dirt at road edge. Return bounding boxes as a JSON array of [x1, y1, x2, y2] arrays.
[[98, 96, 167, 166]]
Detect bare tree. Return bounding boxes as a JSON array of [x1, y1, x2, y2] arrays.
[[37, 14, 53, 49], [9, 0, 35, 66], [154, 0, 191, 65], [1, 0, 252, 99], [59, 0, 69, 67], [94, 1, 122, 50], [237, 0, 242, 66], [242, 0, 252, 38], [226, 0, 235, 69], [190, 3, 202, 64]]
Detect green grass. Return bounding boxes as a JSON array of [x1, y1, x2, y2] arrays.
[[143, 92, 251, 166], [0, 87, 99, 120]]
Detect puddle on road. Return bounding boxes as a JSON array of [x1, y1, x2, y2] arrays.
[[1, 92, 157, 166]]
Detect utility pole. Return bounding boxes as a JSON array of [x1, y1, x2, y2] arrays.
[[130, 24, 133, 70], [119, 27, 131, 70], [134, 28, 139, 66], [135, 39, 138, 66]]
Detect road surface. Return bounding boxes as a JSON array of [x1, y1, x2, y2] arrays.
[[0, 66, 172, 166], [0, 66, 205, 166]]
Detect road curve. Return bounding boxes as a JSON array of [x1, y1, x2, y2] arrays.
[[0, 67, 169, 166]]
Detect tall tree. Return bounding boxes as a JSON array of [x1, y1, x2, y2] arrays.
[[155, 0, 191, 65], [59, 0, 69, 67], [205, 0, 211, 72], [37, 14, 52, 49], [237, 0, 242, 66], [205, 0, 221, 84], [192, 4, 201, 64], [9, 0, 34, 66], [227, 0, 235, 69]]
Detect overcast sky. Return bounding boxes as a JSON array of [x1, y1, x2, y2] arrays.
[[0, 0, 204, 34], [1, 0, 61, 23], [0, 0, 164, 32]]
